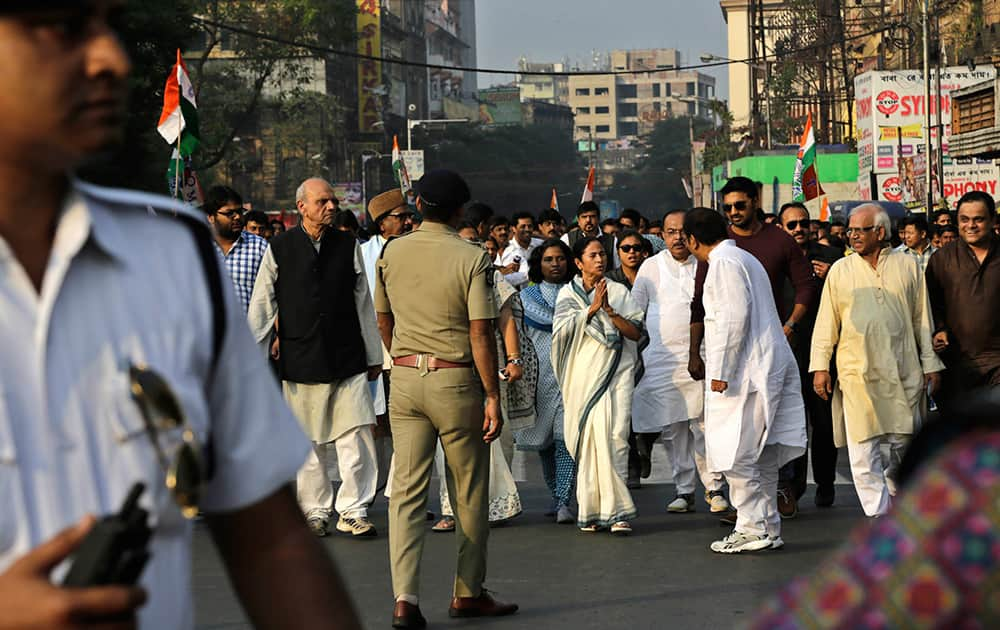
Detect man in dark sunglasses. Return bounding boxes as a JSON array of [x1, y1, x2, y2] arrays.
[[688, 177, 814, 523], [777, 202, 844, 513], [0, 2, 360, 628]]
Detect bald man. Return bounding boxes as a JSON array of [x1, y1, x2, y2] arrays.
[[248, 178, 384, 537]]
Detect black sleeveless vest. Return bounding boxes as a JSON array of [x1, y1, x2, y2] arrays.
[[270, 226, 366, 383]]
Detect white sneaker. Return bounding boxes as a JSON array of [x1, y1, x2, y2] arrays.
[[706, 490, 730, 513], [667, 494, 695, 513], [336, 515, 378, 538], [769, 536, 785, 550], [710, 531, 772, 554]]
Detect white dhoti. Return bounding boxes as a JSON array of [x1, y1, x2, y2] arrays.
[[283, 374, 378, 519]]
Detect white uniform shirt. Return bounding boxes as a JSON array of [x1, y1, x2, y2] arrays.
[[0, 181, 310, 628], [494, 239, 533, 289]]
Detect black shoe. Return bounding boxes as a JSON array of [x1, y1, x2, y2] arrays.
[[626, 476, 641, 490], [636, 434, 654, 479], [815, 485, 835, 508]]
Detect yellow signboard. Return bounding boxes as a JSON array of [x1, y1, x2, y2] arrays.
[[357, 0, 381, 132], [879, 124, 923, 141]]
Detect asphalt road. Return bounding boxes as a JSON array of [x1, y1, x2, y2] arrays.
[[192, 444, 866, 629]]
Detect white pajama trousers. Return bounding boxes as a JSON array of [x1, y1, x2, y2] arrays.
[[845, 432, 908, 517], [721, 392, 781, 538], [663, 418, 725, 495], [297, 425, 378, 520]]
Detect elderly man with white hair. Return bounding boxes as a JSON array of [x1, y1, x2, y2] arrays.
[[809, 203, 944, 517], [249, 178, 383, 537]]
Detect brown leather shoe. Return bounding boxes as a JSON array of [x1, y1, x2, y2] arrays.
[[392, 600, 426, 629], [448, 589, 519, 618]]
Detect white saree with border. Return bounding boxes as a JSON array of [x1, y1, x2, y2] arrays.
[[552, 277, 642, 527]]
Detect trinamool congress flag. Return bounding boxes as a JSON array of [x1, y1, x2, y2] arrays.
[[792, 112, 824, 202], [391, 135, 412, 195], [157, 49, 202, 203]]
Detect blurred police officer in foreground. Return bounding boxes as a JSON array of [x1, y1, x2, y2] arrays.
[[0, 2, 360, 628], [375, 170, 518, 628]]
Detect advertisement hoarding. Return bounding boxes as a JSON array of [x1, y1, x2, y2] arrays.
[[855, 67, 999, 207]]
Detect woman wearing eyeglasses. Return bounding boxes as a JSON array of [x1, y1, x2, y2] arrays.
[[552, 237, 644, 535]]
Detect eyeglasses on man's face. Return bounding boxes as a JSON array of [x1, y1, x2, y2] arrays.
[[845, 225, 877, 236], [129, 363, 206, 519], [619, 244, 643, 254], [722, 201, 750, 212], [216, 208, 244, 219], [784, 220, 809, 231]]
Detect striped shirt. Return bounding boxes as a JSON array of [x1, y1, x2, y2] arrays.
[[895, 242, 937, 275], [215, 231, 268, 312]]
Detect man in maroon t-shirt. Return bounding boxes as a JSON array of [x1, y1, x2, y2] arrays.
[[688, 177, 815, 520]]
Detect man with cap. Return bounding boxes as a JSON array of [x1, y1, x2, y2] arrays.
[[361, 190, 415, 493], [376, 169, 518, 627], [248, 177, 384, 538]]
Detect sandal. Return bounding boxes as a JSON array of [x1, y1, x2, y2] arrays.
[[432, 516, 455, 532], [579, 523, 600, 533], [610, 521, 632, 536]]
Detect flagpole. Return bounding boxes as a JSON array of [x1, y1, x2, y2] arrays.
[[174, 131, 182, 200]]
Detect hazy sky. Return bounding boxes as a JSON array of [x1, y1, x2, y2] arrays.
[[474, 0, 730, 99]]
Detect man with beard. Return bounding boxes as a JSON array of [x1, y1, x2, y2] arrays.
[[204, 185, 268, 314], [688, 177, 814, 521], [360, 189, 415, 495], [496, 211, 537, 289], [563, 201, 616, 264], [778, 202, 843, 510]]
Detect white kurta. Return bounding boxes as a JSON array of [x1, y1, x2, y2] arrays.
[[247, 237, 381, 443], [494, 238, 534, 289], [552, 277, 642, 526], [630, 251, 703, 432], [702, 240, 806, 473], [359, 234, 391, 415]]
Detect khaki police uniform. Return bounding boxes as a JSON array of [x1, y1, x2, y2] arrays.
[[374, 220, 497, 600]]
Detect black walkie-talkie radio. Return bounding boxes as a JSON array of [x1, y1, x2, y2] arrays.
[[62, 482, 152, 587]]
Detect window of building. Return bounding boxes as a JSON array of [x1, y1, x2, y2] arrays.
[[618, 103, 637, 116], [618, 84, 636, 98], [595, 87, 610, 96], [596, 124, 611, 133], [577, 125, 591, 133], [687, 101, 696, 115], [653, 102, 661, 112], [595, 106, 610, 114], [652, 83, 660, 97], [666, 102, 673, 114], [576, 107, 591, 114], [665, 83, 672, 96], [575, 88, 590, 96], [686, 82, 695, 96], [619, 122, 638, 136]]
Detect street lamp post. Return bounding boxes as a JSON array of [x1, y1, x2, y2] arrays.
[[701, 53, 772, 149]]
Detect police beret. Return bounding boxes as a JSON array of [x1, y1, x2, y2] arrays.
[[368, 189, 406, 223], [415, 169, 471, 210]]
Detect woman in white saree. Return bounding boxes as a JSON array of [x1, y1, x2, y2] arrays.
[[553, 237, 644, 535]]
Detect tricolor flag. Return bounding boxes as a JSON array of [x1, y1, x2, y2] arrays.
[[581, 165, 595, 203], [550, 187, 559, 211], [391, 135, 411, 195], [819, 196, 830, 221], [157, 49, 200, 156], [792, 112, 824, 202]]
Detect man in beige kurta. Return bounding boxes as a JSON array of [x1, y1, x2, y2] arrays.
[[810, 204, 944, 517]]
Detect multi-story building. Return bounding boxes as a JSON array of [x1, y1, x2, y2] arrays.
[[567, 49, 716, 146], [425, 0, 477, 118], [516, 58, 570, 105], [382, 0, 428, 121]]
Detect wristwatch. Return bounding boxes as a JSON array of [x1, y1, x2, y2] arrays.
[[507, 357, 523, 366]]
